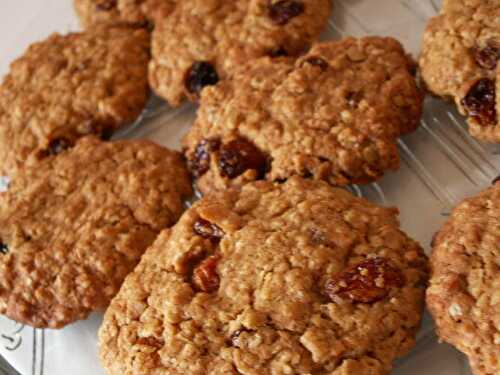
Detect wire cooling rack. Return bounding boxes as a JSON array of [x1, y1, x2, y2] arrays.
[[0, 0, 499, 374]]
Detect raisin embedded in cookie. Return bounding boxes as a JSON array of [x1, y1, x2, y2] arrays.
[[0, 136, 192, 328], [99, 177, 428, 375], [419, 0, 500, 142], [149, 0, 333, 106], [427, 182, 500, 375], [73, 0, 177, 28], [0, 24, 150, 178], [183, 37, 423, 194]]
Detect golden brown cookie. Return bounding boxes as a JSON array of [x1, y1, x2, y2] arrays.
[[99, 177, 428, 375], [73, 0, 177, 28], [183, 37, 423, 194], [149, 0, 333, 106], [427, 182, 500, 375], [0, 137, 192, 328], [0, 24, 150, 178], [419, 0, 500, 142]]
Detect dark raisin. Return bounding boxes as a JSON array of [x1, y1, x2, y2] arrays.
[[188, 139, 221, 178], [48, 138, 71, 155], [136, 19, 155, 32], [219, 138, 268, 179], [302, 57, 329, 71], [269, 47, 288, 57], [493, 175, 500, 185], [96, 0, 117, 11], [474, 44, 500, 70], [0, 242, 8, 255], [461, 78, 497, 126], [100, 127, 114, 141], [192, 255, 221, 293], [269, 0, 305, 25], [325, 258, 405, 304], [302, 169, 313, 178], [193, 218, 225, 242], [185, 62, 219, 95]]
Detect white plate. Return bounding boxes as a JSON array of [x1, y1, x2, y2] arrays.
[[0, 1, 499, 374]]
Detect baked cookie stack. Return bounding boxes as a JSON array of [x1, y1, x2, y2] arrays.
[[0, 0, 497, 374]]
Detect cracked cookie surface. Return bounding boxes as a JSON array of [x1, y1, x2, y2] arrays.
[[0, 136, 192, 328], [0, 24, 150, 178], [427, 182, 500, 375], [149, 0, 332, 106], [99, 177, 428, 375], [74, 0, 177, 28], [419, 0, 500, 142], [183, 37, 423, 194]]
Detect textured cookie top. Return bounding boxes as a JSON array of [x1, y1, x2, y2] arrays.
[[0, 137, 192, 328], [99, 177, 428, 375], [419, 0, 500, 142], [74, 0, 177, 28], [149, 0, 332, 106], [0, 24, 150, 177], [427, 182, 500, 375], [183, 37, 423, 194]]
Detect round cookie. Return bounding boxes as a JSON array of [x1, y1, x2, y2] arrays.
[[149, 0, 333, 106], [419, 0, 500, 142], [183, 37, 423, 194], [0, 136, 192, 328], [99, 177, 428, 375], [0, 24, 150, 178], [427, 182, 500, 375], [74, 0, 177, 28]]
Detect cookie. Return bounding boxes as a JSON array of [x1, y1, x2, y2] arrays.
[[0, 24, 150, 178], [419, 0, 500, 142], [427, 182, 500, 375], [74, 0, 176, 28], [99, 176, 428, 375], [149, 0, 333, 106], [183, 37, 423, 194], [0, 136, 192, 328]]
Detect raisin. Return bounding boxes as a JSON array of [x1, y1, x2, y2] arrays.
[[474, 44, 500, 70], [48, 138, 71, 155], [193, 218, 225, 242], [269, 47, 288, 57], [219, 138, 268, 179], [302, 57, 329, 71], [192, 255, 221, 293], [188, 139, 221, 178], [137, 336, 164, 348], [185, 62, 219, 95], [493, 175, 500, 185], [100, 127, 114, 141], [96, 0, 117, 11], [0, 242, 8, 255], [461, 78, 497, 126], [325, 258, 405, 304], [269, 1, 305, 25]]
